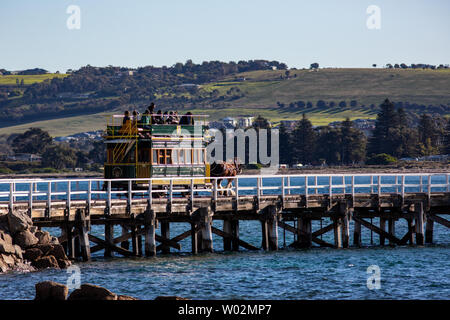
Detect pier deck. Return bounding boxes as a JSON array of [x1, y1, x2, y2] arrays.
[[1, 173, 449, 260]]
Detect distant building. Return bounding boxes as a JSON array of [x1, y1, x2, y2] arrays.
[[238, 116, 254, 128], [221, 117, 237, 127], [8, 153, 41, 162], [280, 120, 299, 132]]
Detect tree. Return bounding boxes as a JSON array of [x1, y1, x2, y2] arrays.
[[418, 114, 442, 156], [292, 114, 316, 164], [367, 99, 401, 157], [12, 128, 53, 154], [310, 63, 319, 69], [444, 119, 450, 154], [339, 118, 366, 164], [279, 122, 293, 165], [252, 115, 271, 129], [41, 145, 76, 169]]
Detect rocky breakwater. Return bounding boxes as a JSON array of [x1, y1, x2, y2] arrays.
[[0, 210, 72, 273]]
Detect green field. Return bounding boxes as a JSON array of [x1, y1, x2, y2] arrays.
[[1, 68, 449, 137], [0, 73, 68, 85]]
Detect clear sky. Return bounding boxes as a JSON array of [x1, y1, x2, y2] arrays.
[[1, 0, 449, 72]]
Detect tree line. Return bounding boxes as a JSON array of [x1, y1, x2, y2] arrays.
[[278, 99, 449, 166]]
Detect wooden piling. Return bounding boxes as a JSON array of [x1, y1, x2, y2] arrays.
[[75, 209, 91, 261], [261, 220, 269, 250], [297, 218, 312, 248], [130, 224, 140, 256], [425, 216, 434, 244], [333, 218, 343, 248], [407, 219, 415, 245], [104, 222, 114, 257], [353, 217, 362, 247], [191, 222, 199, 254], [415, 202, 425, 245], [223, 219, 232, 251], [379, 217, 386, 246], [231, 220, 239, 251], [121, 225, 130, 250], [388, 218, 396, 246], [144, 209, 157, 257], [267, 205, 278, 251], [200, 207, 213, 253], [160, 221, 170, 254], [341, 204, 350, 248]]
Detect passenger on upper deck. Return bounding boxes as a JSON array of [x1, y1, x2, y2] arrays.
[[154, 110, 163, 124], [180, 112, 194, 125], [163, 111, 169, 124], [123, 110, 130, 125], [132, 110, 139, 125], [140, 108, 151, 127]]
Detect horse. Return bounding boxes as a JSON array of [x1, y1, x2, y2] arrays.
[[210, 158, 242, 196]]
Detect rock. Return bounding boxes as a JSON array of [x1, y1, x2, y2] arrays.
[[0, 242, 16, 254], [7, 210, 32, 234], [155, 296, 190, 300], [0, 257, 8, 272], [0, 229, 13, 245], [35, 281, 68, 301], [1, 253, 15, 266], [14, 245, 23, 259], [57, 258, 72, 269], [35, 230, 52, 245], [23, 248, 43, 262], [117, 295, 139, 300], [14, 230, 39, 248], [0, 213, 8, 224], [51, 236, 59, 245], [31, 255, 59, 270], [33, 244, 53, 255], [68, 284, 118, 300], [47, 244, 67, 260]]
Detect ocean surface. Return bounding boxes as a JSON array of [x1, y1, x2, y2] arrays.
[[0, 174, 449, 300]]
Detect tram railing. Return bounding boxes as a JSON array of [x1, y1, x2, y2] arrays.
[[1, 173, 449, 217]]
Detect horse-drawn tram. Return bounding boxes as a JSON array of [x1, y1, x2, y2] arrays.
[[103, 113, 211, 192]]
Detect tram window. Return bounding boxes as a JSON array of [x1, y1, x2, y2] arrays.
[[152, 150, 158, 164], [166, 149, 172, 164], [185, 149, 191, 164], [158, 150, 165, 164], [201, 149, 205, 163], [179, 149, 185, 164], [172, 150, 178, 164], [193, 149, 199, 164]]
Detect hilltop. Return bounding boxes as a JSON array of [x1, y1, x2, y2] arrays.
[[0, 63, 449, 136]]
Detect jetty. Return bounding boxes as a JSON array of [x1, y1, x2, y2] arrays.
[[1, 173, 449, 261]]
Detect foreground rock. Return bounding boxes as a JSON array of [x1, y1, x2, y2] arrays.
[[35, 281, 69, 301], [35, 282, 139, 300], [0, 211, 71, 274]]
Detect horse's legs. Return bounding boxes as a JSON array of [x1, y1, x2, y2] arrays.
[[226, 178, 236, 196]]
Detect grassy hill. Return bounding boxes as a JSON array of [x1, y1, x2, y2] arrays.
[[0, 73, 68, 86], [1, 68, 449, 137]]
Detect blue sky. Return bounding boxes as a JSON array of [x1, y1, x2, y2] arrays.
[[0, 0, 449, 72]]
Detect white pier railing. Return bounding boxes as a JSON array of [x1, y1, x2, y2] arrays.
[[0, 173, 449, 215]]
